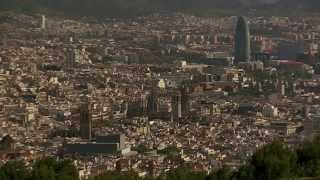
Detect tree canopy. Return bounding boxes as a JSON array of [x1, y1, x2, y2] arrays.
[[3, 138, 320, 180], [0, 157, 79, 180], [93, 138, 320, 180]]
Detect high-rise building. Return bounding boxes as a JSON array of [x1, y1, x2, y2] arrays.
[[171, 94, 182, 120], [80, 96, 92, 140], [147, 90, 158, 115], [234, 16, 251, 64], [65, 47, 76, 70], [147, 82, 158, 115], [181, 85, 190, 116]]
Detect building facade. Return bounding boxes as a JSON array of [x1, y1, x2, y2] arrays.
[[234, 16, 251, 64]]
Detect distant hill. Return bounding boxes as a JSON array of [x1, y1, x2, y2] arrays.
[[0, 0, 319, 17]]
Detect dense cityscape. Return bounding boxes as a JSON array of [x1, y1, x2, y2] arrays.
[[1, 4, 320, 180]]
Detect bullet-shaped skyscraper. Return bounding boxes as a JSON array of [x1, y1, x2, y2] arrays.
[[234, 16, 251, 64]]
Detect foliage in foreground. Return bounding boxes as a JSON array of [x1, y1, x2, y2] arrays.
[[3, 138, 320, 180], [94, 139, 320, 180], [0, 157, 78, 180]]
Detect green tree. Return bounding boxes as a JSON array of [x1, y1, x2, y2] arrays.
[[296, 136, 320, 177], [157, 146, 179, 156], [55, 159, 79, 180], [0, 161, 29, 180], [0, 170, 9, 180], [249, 141, 297, 180], [94, 171, 141, 180], [134, 144, 150, 154], [205, 167, 232, 180], [165, 166, 206, 180], [32, 157, 79, 180], [232, 164, 254, 180], [33, 164, 56, 180]]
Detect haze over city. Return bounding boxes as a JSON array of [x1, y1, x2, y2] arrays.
[[0, 1, 320, 180]]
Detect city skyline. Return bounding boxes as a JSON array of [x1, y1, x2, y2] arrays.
[[0, 2, 320, 180]]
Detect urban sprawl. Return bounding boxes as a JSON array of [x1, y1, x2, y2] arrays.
[[0, 12, 320, 179]]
